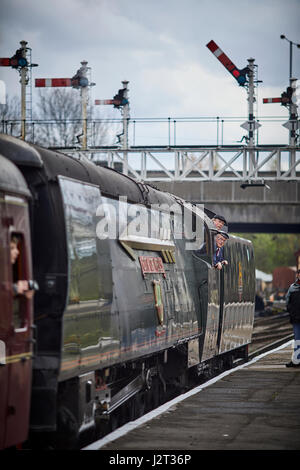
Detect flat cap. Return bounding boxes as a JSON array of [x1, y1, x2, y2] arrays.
[[212, 214, 227, 225]]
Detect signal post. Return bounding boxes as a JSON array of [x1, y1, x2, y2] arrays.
[[287, 78, 298, 177], [245, 57, 260, 175], [95, 80, 130, 172], [206, 41, 261, 178], [71, 61, 90, 150], [19, 41, 28, 141], [121, 81, 130, 174], [0, 40, 38, 140], [263, 78, 299, 177], [35, 60, 94, 150]]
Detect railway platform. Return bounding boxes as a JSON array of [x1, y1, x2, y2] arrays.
[[84, 341, 300, 451]]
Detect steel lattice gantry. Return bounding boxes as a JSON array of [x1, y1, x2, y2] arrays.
[[60, 146, 300, 182]]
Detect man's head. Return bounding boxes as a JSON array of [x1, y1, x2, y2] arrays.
[[212, 215, 227, 231], [215, 232, 229, 248]]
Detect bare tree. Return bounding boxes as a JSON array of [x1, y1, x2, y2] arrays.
[[33, 88, 84, 147], [1, 89, 123, 150], [33, 88, 122, 148], [89, 99, 123, 148], [0, 95, 21, 136]]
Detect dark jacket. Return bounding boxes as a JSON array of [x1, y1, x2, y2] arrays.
[[286, 282, 300, 324], [213, 246, 224, 265]]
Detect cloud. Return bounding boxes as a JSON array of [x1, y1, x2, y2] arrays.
[[0, 0, 299, 147]]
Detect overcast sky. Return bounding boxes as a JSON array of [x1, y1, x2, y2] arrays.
[[0, 0, 299, 145]]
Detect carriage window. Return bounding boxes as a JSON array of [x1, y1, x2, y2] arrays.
[[10, 233, 26, 329], [58, 177, 103, 304]]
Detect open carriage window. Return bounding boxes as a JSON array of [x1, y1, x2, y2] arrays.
[[10, 233, 28, 329]]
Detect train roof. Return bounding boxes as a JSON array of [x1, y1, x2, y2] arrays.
[[0, 153, 31, 198], [0, 134, 43, 168], [0, 134, 188, 209], [0, 135, 214, 228]]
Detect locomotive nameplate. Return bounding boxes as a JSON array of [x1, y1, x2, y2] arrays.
[[139, 256, 166, 278]]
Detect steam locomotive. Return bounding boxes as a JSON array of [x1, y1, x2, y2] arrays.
[[0, 134, 255, 449]]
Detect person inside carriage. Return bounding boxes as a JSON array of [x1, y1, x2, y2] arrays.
[[213, 232, 229, 270], [10, 234, 34, 299], [193, 214, 229, 270]]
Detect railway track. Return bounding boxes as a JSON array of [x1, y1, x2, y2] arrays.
[[249, 311, 293, 355]]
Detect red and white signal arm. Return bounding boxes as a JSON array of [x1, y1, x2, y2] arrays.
[[206, 40, 247, 86], [0, 58, 11, 66], [95, 99, 122, 106], [263, 97, 282, 104], [35, 78, 72, 87], [95, 99, 114, 105]]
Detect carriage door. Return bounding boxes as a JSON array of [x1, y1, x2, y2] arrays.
[[0, 197, 10, 449], [0, 195, 33, 449]]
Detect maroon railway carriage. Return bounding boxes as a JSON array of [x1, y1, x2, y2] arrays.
[[0, 154, 34, 449]]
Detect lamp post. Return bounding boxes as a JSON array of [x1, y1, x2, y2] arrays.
[[280, 34, 300, 79]]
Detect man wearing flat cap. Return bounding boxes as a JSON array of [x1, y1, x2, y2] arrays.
[[193, 213, 229, 269], [212, 214, 228, 233]]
